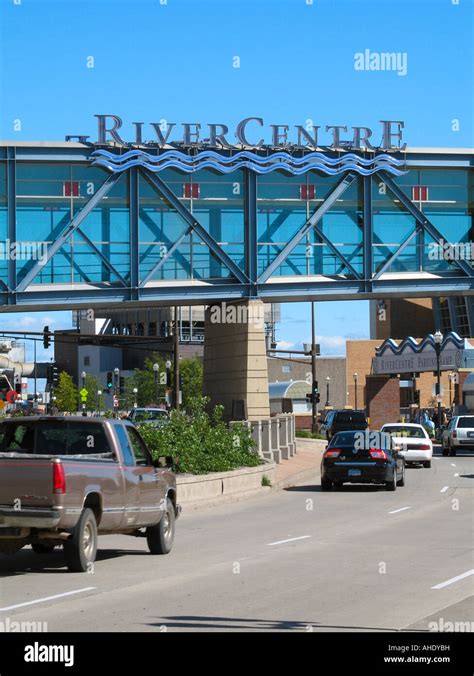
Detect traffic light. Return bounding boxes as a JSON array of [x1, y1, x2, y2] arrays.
[[106, 372, 113, 390], [46, 365, 53, 384], [312, 381, 320, 404], [52, 364, 59, 386], [119, 376, 125, 395], [43, 326, 51, 349]]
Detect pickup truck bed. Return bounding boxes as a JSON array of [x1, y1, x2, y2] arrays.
[[0, 416, 180, 572]]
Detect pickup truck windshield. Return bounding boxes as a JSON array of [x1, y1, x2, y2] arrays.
[[0, 421, 112, 456]]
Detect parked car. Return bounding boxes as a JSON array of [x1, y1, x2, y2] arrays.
[[320, 409, 368, 441], [129, 407, 169, 428], [380, 423, 433, 468], [321, 430, 405, 491], [441, 415, 474, 456], [0, 416, 180, 572]]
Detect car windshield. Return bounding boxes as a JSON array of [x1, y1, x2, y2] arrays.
[[132, 409, 167, 422], [383, 426, 426, 438], [335, 411, 366, 423], [457, 417, 474, 429]]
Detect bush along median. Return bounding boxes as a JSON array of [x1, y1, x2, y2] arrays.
[[138, 398, 262, 475]]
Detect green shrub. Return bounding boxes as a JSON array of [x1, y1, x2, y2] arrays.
[[296, 429, 325, 439], [138, 397, 262, 474]]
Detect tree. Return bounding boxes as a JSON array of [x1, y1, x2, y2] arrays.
[[83, 373, 103, 413], [180, 357, 203, 411], [54, 372, 78, 413]]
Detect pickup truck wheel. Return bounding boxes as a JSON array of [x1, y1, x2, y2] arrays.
[[32, 543, 55, 554], [64, 508, 98, 572], [147, 498, 175, 555]]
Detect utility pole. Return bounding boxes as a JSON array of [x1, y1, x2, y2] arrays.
[[311, 301, 317, 433], [174, 306, 180, 411]]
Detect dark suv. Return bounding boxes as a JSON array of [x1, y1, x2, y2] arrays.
[[320, 409, 368, 441]]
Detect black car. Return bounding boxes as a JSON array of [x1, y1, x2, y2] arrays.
[[320, 430, 406, 491], [320, 409, 368, 441]]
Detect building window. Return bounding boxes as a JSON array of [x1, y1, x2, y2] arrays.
[[84, 356, 90, 366], [282, 364, 291, 373]]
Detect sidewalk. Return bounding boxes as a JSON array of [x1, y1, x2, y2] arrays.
[[273, 437, 326, 489]]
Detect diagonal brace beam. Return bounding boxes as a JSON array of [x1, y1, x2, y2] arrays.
[[373, 226, 420, 279], [76, 227, 128, 286], [142, 169, 249, 284], [258, 173, 359, 283], [16, 174, 122, 292], [378, 171, 473, 278], [139, 225, 192, 287]]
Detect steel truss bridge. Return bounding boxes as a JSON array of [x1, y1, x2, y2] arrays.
[[0, 143, 473, 312]]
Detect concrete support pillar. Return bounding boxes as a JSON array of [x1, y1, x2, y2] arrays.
[[277, 415, 290, 460], [203, 300, 270, 421], [271, 417, 281, 464], [260, 419, 274, 462], [250, 420, 263, 457], [287, 414, 296, 456]]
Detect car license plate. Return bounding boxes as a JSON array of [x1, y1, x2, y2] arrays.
[[348, 469, 361, 476], [467, 432, 474, 438]]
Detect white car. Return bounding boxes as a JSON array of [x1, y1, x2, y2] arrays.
[[380, 423, 433, 468], [441, 415, 474, 456]]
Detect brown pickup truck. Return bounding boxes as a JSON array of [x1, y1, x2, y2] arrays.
[[0, 416, 180, 572]]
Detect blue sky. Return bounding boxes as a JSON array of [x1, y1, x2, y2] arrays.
[[0, 0, 472, 359]]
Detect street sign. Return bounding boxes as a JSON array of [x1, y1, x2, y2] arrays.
[[6, 390, 18, 404], [113, 396, 119, 407], [79, 388, 88, 397]]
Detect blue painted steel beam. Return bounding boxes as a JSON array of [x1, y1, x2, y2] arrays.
[[244, 169, 258, 294], [15, 173, 122, 292], [142, 169, 249, 285], [1, 273, 472, 312], [466, 297, 474, 336], [378, 171, 474, 278], [258, 173, 359, 283], [129, 167, 140, 299], [447, 297, 461, 334], [363, 176, 373, 291], [6, 147, 16, 297]]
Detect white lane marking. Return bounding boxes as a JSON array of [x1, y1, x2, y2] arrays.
[[450, 463, 456, 467], [440, 486, 449, 493], [0, 587, 96, 612], [454, 473, 459, 477], [267, 535, 311, 546], [431, 569, 474, 590], [388, 506, 411, 514]]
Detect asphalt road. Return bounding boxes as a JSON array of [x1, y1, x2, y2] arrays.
[[0, 446, 472, 632]]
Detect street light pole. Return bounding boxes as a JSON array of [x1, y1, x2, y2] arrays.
[[354, 372, 358, 410], [326, 376, 330, 407], [133, 387, 138, 410], [97, 390, 102, 417], [113, 367, 120, 417], [81, 371, 87, 417], [311, 301, 317, 433], [434, 330, 443, 433], [173, 306, 180, 411], [153, 362, 159, 405]]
